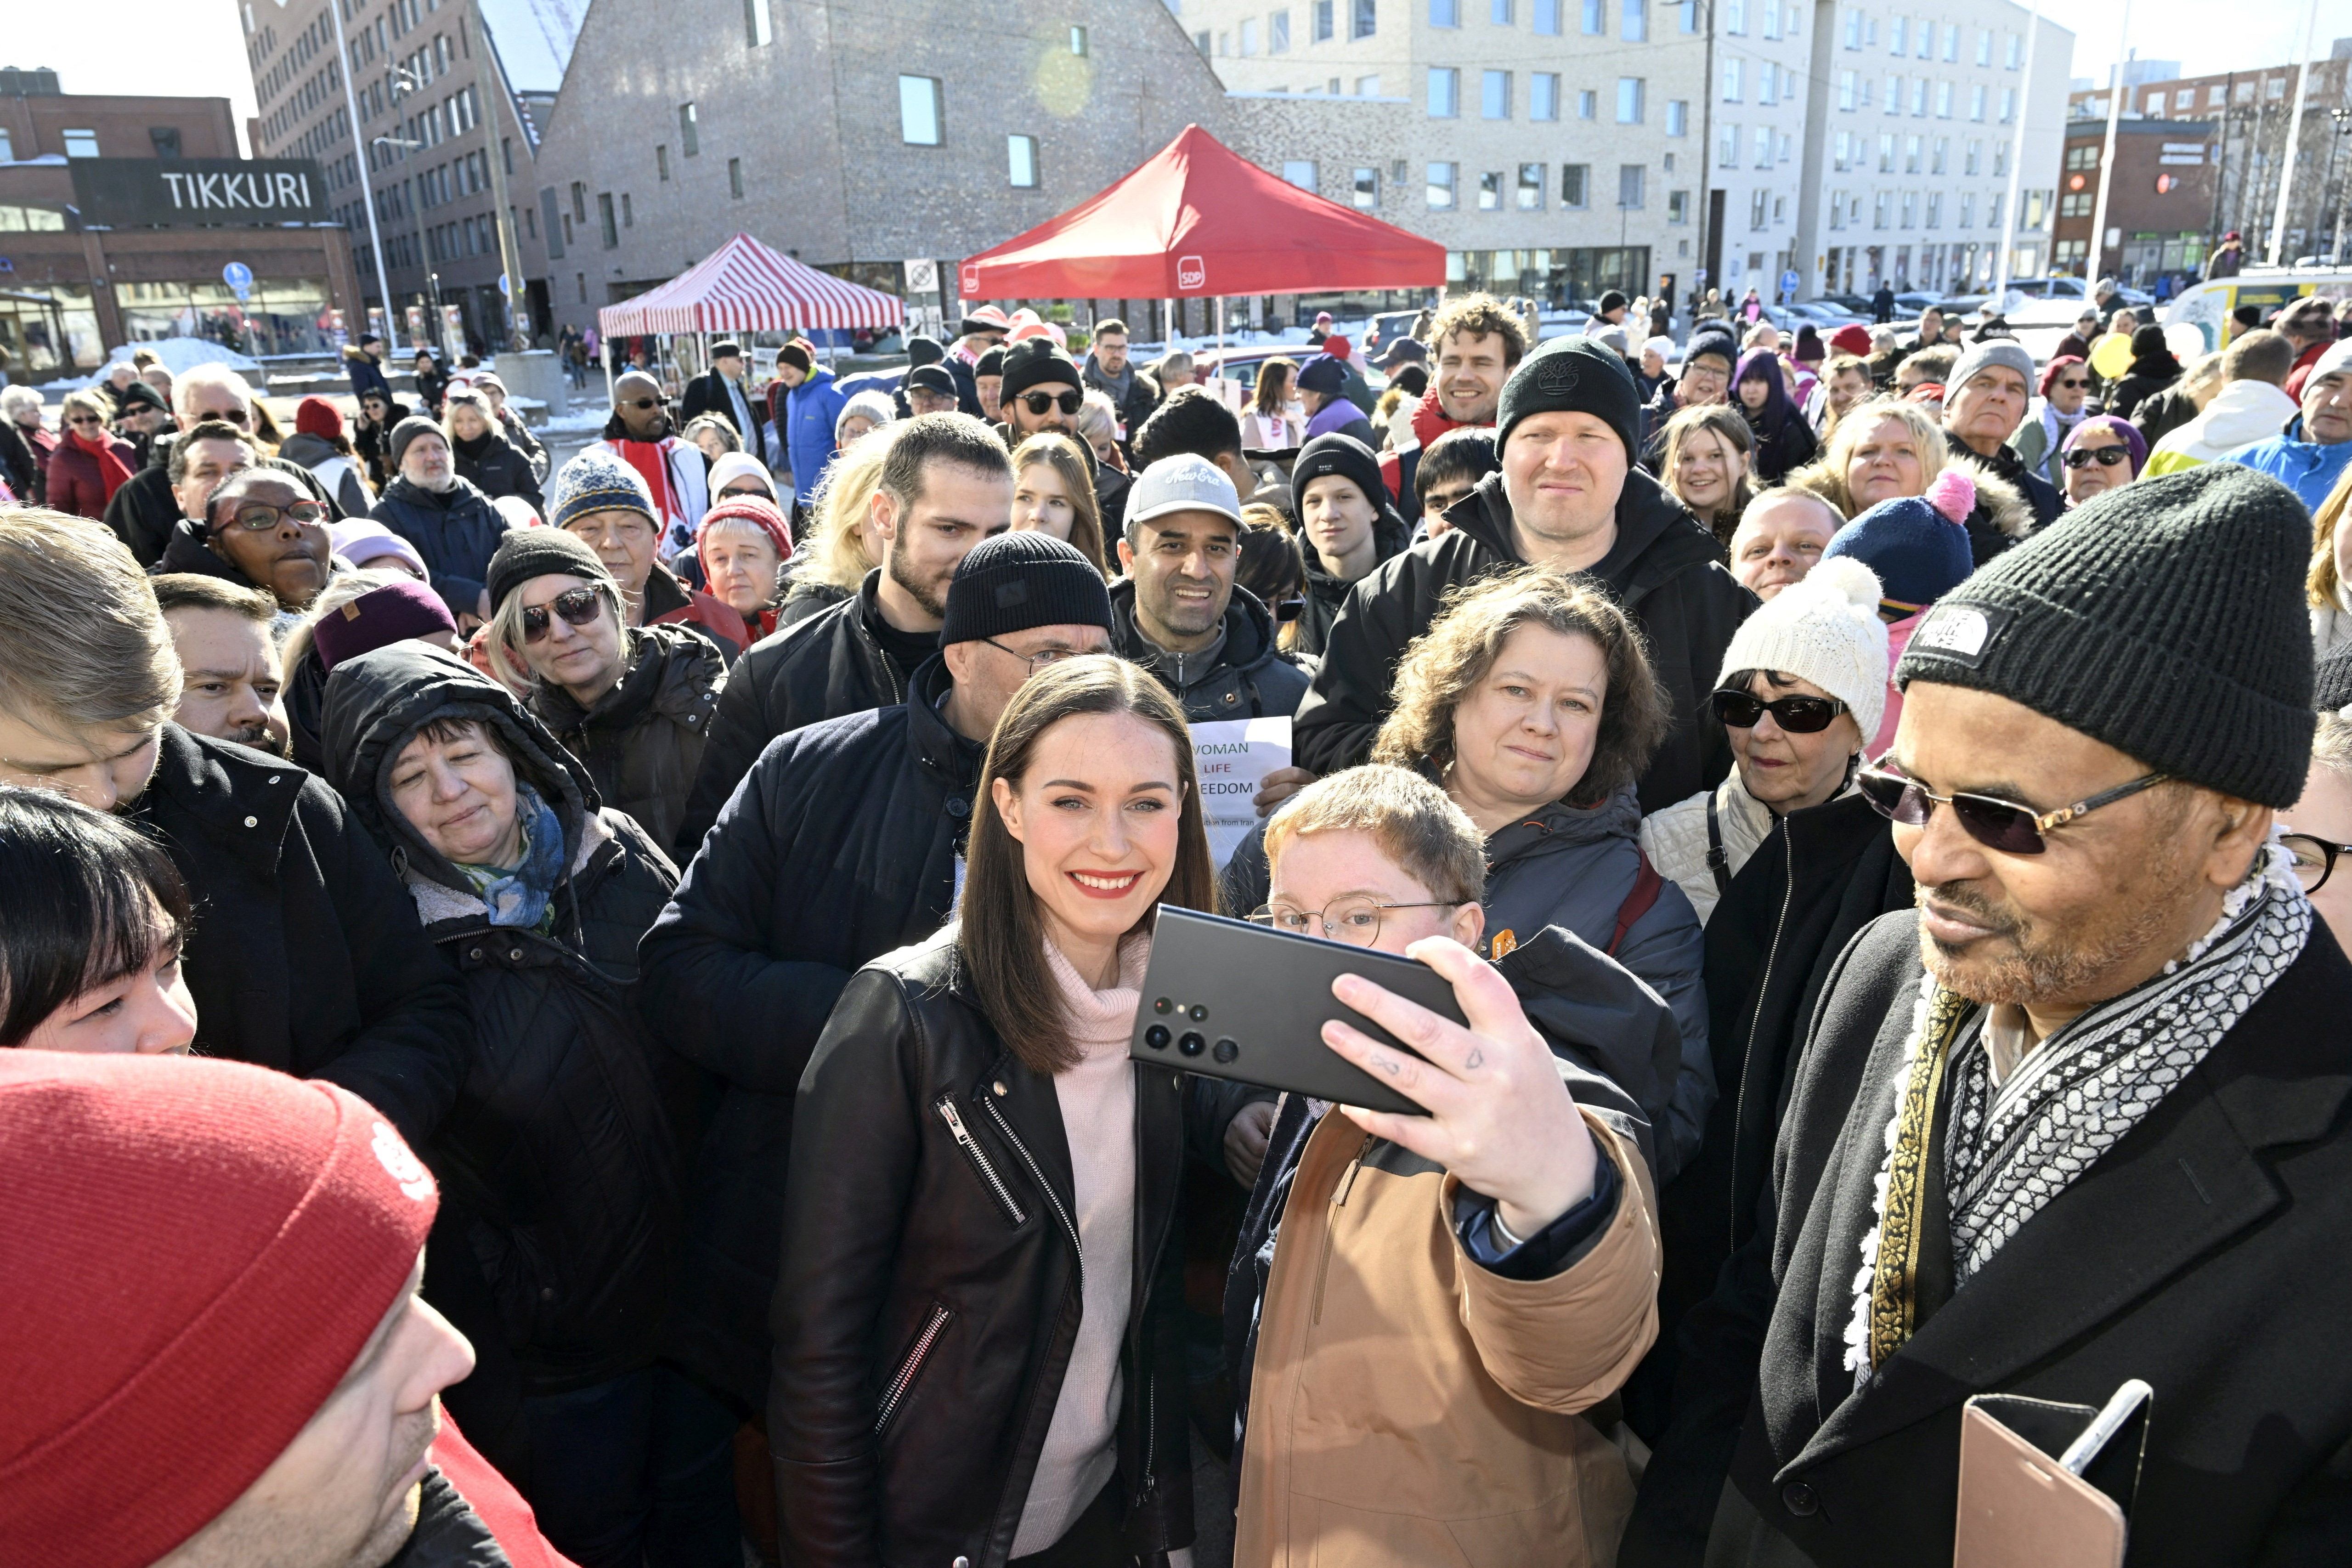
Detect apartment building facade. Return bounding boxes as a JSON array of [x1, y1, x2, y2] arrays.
[[243, 0, 557, 350], [2068, 41, 2352, 267], [1801, 0, 2070, 298], [1184, 0, 1708, 309]]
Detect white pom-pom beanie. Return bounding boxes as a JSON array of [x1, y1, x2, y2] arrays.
[[1714, 556, 1891, 743]]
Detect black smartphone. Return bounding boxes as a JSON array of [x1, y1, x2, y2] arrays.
[[1130, 906, 1466, 1116]]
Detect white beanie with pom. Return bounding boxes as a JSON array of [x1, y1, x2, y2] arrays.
[[1715, 556, 1891, 744]]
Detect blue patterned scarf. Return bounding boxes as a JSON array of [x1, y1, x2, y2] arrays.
[[458, 784, 564, 931]]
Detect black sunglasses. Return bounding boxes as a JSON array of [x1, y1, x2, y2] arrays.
[[1018, 390, 1083, 416], [1855, 764, 2168, 855], [2282, 832, 2352, 894], [1712, 688, 1848, 734], [520, 585, 610, 642], [622, 396, 663, 410], [2063, 446, 2130, 470]]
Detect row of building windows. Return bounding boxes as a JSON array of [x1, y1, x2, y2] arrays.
[[1821, 187, 2053, 232], [1839, 9, 2022, 69], [1427, 0, 1650, 38], [1181, 0, 1377, 46], [1830, 130, 2007, 177], [1430, 68, 1681, 127], [1835, 70, 2015, 122]]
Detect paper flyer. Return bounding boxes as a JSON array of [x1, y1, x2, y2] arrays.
[[1191, 715, 1293, 868]]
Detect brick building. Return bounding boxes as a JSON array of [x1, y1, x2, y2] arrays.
[[0, 68, 363, 375], [2049, 117, 2217, 286], [2067, 40, 2352, 267], [243, 0, 560, 351]]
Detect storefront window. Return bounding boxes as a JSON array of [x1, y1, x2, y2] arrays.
[[0, 283, 101, 374], [115, 276, 337, 357]]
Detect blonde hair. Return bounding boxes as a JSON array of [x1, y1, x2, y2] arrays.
[[2308, 457, 2352, 610], [1075, 391, 1119, 454], [799, 423, 896, 595], [1373, 569, 1669, 809], [1010, 432, 1108, 575], [0, 509, 181, 739], [60, 389, 110, 425], [1262, 764, 1487, 906], [1791, 397, 1953, 517]]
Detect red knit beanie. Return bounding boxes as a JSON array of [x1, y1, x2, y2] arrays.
[[1830, 323, 1874, 358], [297, 395, 345, 440], [0, 1052, 440, 1567], [696, 495, 795, 588]]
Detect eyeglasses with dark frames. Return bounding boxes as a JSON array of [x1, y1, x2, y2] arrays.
[[1711, 687, 1849, 735], [1018, 390, 1084, 417], [1248, 898, 1463, 946], [520, 585, 611, 642], [2062, 446, 2130, 470], [1855, 764, 2170, 855], [2280, 832, 2352, 894], [220, 500, 328, 532], [622, 396, 663, 410]]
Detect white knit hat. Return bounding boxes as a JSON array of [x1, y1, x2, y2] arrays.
[[1715, 557, 1891, 744]]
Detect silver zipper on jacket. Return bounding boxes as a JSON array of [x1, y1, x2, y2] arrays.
[[1727, 820, 1796, 1252], [981, 1096, 1083, 1275], [937, 1096, 1027, 1225], [873, 1302, 951, 1437]]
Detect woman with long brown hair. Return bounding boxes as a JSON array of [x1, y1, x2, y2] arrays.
[[1010, 431, 1111, 575], [1243, 357, 1300, 449], [773, 656, 1205, 1568]]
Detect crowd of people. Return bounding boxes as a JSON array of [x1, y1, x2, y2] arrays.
[[3, 280, 2352, 1568]]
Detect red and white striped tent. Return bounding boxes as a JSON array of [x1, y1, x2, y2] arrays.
[[596, 232, 903, 336]]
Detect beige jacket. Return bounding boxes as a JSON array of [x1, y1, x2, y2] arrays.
[[1233, 1104, 1660, 1567]]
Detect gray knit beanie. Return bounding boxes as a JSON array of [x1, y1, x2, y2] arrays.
[[1894, 464, 2315, 806], [1944, 340, 2036, 398]]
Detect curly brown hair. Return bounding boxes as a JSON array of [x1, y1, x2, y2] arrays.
[[1371, 568, 1669, 808], [1425, 293, 1528, 365]]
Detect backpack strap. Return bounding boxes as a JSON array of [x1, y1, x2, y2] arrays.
[[1608, 849, 1666, 957], [1705, 792, 1735, 899]]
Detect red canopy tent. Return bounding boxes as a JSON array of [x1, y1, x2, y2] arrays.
[[599, 232, 903, 336], [957, 125, 1445, 301]]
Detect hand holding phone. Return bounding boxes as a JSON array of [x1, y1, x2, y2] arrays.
[[1322, 937, 1600, 1240]]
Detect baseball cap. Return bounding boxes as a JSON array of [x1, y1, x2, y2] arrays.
[[1126, 453, 1243, 528], [905, 364, 957, 397]]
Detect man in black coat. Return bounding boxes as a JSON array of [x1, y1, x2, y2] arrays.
[[639, 533, 1113, 1409], [371, 417, 514, 623], [1296, 337, 1756, 814], [677, 412, 1012, 850], [678, 340, 770, 458], [0, 509, 469, 1151], [1624, 466, 2352, 1566]]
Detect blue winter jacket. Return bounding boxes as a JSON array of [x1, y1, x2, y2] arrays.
[[2225, 414, 2352, 513], [782, 368, 848, 502]]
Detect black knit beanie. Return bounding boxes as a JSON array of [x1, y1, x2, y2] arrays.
[[1495, 337, 1643, 464], [1294, 431, 1390, 515], [2316, 639, 2352, 713], [484, 527, 615, 613], [938, 531, 1114, 646], [1894, 464, 2316, 806], [976, 346, 1007, 377], [998, 338, 1083, 405]]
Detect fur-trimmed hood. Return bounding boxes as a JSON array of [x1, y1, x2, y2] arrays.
[[1785, 450, 2033, 542]]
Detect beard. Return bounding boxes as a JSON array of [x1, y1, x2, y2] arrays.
[[885, 540, 949, 620], [225, 720, 285, 755], [1916, 827, 2204, 1008], [416, 469, 457, 494]]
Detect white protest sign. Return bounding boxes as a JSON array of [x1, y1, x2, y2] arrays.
[[1191, 715, 1291, 868]]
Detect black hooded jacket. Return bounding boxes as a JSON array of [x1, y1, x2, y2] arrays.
[[128, 725, 469, 1147], [1295, 504, 1412, 658], [321, 645, 685, 1394], [678, 570, 911, 854], [450, 425, 545, 515], [1107, 578, 1313, 723], [637, 653, 984, 1405], [525, 623, 725, 862], [370, 474, 514, 616], [1292, 466, 1755, 813]]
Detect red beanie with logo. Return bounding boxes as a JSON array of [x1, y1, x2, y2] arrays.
[[0, 1052, 440, 1568]]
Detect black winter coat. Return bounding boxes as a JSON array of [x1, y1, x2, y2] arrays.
[[1293, 468, 1754, 813], [1295, 505, 1412, 658], [2130, 383, 2204, 451], [771, 930, 1194, 1568], [450, 427, 544, 515], [1623, 912, 2352, 1567], [2105, 356, 2182, 422], [129, 725, 469, 1148], [1634, 790, 1912, 1438], [638, 655, 982, 1405], [1743, 408, 1818, 486], [106, 439, 339, 567], [678, 570, 909, 854], [526, 623, 725, 862], [1964, 439, 2063, 545], [1108, 579, 1313, 723], [680, 368, 771, 454], [371, 474, 515, 615], [322, 645, 685, 1393]]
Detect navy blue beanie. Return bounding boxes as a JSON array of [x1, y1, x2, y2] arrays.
[[1821, 468, 1978, 612]]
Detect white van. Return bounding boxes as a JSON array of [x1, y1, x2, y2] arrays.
[[2162, 267, 2352, 356]]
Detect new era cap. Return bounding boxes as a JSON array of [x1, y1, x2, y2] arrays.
[[1126, 453, 1243, 527]]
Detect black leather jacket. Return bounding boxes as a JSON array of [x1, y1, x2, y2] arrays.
[[770, 930, 1194, 1568]]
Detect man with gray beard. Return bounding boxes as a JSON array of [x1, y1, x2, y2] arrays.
[[368, 416, 513, 627], [1624, 465, 2352, 1568]]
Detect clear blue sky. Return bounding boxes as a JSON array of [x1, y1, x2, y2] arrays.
[[5, 0, 2335, 156]]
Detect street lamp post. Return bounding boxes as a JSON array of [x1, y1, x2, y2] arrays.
[[2325, 108, 2352, 264], [373, 131, 441, 348]]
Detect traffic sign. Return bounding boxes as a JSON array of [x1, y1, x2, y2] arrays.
[[222, 260, 253, 301]]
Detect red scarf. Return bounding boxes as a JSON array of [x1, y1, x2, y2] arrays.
[[69, 427, 134, 503], [616, 438, 678, 525]]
